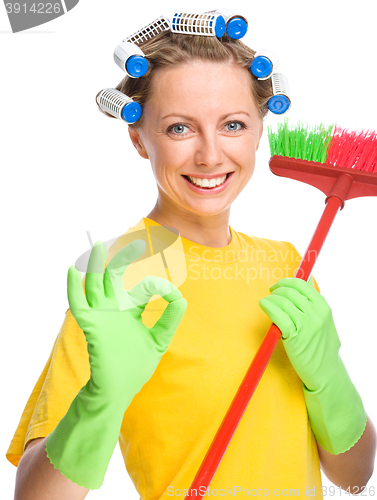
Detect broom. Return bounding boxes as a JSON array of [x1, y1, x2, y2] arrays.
[[184, 120, 377, 499]]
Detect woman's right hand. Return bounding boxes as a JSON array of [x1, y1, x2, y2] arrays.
[[67, 239, 187, 406]]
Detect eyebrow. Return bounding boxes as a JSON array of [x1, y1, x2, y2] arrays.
[[161, 111, 251, 121]]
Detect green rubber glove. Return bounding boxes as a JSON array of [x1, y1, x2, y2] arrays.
[[259, 276, 367, 454], [46, 239, 187, 488]]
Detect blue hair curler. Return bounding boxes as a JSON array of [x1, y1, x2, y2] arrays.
[[114, 16, 170, 78], [251, 50, 279, 80], [96, 88, 142, 124], [268, 73, 291, 115], [208, 9, 248, 39], [114, 41, 149, 78], [126, 55, 149, 78], [227, 17, 248, 39], [251, 56, 273, 79]]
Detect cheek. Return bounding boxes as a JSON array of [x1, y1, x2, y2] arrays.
[[146, 141, 181, 185], [226, 136, 257, 166], [153, 138, 194, 170]]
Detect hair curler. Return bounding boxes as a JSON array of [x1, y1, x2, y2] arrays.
[[114, 16, 170, 78], [209, 8, 248, 39], [113, 41, 149, 78], [96, 88, 142, 124], [170, 12, 226, 38], [224, 14, 248, 39], [251, 49, 279, 79], [126, 15, 170, 45], [268, 73, 291, 115]]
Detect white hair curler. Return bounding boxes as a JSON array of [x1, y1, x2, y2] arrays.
[[113, 41, 149, 79], [268, 73, 291, 115], [170, 11, 226, 38], [96, 88, 142, 124], [209, 8, 248, 39], [125, 15, 170, 46], [114, 17, 170, 78], [251, 49, 279, 80]]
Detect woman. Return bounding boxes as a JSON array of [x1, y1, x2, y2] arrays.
[[7, 19, 376, 500]]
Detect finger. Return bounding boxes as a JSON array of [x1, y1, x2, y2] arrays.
[[269, 286, 309, 314], [150, 297, 188, 353], [125, 276, 183, 312], [269, 277, 320, 303], [85, 241, 107, 308], [259, 295, 298, 339], [67, 265, 89, 323], [104, 239, 146, 301]]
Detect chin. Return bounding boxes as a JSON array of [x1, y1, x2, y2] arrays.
[[184, 201, 231, 217]]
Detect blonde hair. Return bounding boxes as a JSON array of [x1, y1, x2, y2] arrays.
[[100, 31, 273, 127]]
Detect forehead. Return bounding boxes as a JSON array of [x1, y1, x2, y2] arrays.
[[148, 60, 257, 113]]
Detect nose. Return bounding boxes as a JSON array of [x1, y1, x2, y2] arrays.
[[194, 131, 224, 169]]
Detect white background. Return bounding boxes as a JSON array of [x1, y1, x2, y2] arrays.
[[1, 0, 377, 498]]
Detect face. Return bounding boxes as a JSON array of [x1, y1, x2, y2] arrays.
[[129, 59, 263, 218]]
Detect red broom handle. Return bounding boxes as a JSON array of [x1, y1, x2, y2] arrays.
[[184, 189, 349, 499]]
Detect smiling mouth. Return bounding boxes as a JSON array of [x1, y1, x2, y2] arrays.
[[182, 172, 232, 188]]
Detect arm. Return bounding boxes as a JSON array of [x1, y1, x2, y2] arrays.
[[22, 240, 187, 491], [259, 277, 376, 490], [15, 437, 90, 500], [317, 415, 376, 491]]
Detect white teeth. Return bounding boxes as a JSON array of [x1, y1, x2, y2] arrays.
[[188, 174, 227, 188]]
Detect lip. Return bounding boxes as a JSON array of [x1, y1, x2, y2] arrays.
[[182, 172, 235, 194], [182, 172, 234, 179]]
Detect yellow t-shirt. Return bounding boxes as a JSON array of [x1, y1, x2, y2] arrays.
[[6, 217, 323, 499]]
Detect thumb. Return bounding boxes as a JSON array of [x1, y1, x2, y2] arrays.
[[308, 275, 314, 287], [149, 297, 188, 353]]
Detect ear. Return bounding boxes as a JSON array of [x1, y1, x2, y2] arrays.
[[128, 126, 149, 160], [256, 121, 264, 151]]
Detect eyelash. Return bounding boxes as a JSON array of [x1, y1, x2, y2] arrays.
[[166, 120, 247, 137]]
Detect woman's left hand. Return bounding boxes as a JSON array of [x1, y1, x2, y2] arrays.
[[259, 277, 341, 392]]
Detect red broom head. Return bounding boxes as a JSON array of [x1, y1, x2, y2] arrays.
[[327, 125, 377, 173]]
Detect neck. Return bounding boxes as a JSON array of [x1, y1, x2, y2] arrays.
[[146, 197, 232, 248]]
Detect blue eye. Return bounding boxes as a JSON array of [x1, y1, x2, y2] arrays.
[[173, 124, 187, 134], [167, 123, 190, 136], [226, 121, 245, 132]]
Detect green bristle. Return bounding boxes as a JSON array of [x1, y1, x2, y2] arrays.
[[268, 119, 335, 163]]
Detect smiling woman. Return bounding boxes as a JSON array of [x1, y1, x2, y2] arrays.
[[101, 32, 271, 245], [7, 11, 376, 500]]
